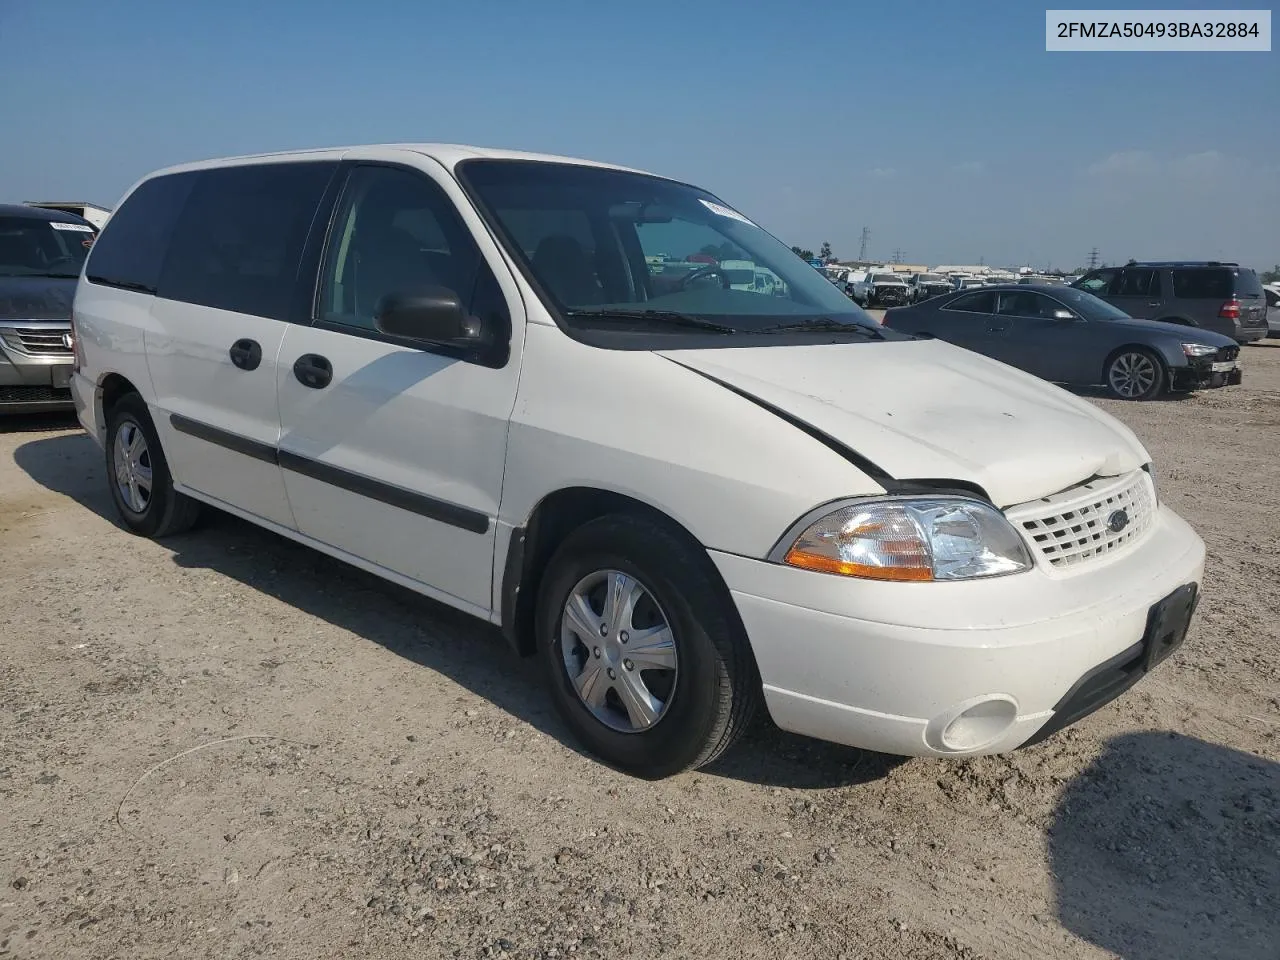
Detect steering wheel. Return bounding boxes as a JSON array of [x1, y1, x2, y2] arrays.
[[677, 264, 730, 290]]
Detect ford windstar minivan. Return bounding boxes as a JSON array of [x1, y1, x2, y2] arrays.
[[71, 145, 1205, 777]]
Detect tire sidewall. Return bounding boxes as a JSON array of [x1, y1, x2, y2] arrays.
[[105, 396, 174, 536], [536, 524, 729, 777]]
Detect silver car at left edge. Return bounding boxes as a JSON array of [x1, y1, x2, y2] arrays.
[[0, 204, 97, 412]]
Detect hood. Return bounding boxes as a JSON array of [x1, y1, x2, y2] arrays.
[[0, 276, 76, 321], [1098, 317, 1236, 347], [873, 279, 909, 287], [658, 339, 1148, 507]]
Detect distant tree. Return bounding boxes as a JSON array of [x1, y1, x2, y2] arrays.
[[1261, 264, 1280, 283], [791, 245, 815, 261], [819, 241, 833, 261]]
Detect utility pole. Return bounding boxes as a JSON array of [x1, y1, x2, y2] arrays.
[[891, 248, 904, 264], [1087, 247, 1100, 269], [858, 226, 870, 261]]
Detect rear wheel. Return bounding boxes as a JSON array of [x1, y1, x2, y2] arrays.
[[1105, 348, 1165, 400], [105, 393, 201, 537], [537, 514, 759, 778]]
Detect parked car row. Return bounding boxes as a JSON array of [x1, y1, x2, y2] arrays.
[[63, 144, 1209, 779]]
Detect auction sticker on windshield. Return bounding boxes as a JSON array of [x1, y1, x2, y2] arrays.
[[49, 221, 94, 232], [699, 199, 755, 226]]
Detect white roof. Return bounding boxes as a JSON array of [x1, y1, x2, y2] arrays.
[[147, 143, 654, 180]]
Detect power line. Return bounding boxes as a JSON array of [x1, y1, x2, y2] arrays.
[[891, 248, 905, 264]]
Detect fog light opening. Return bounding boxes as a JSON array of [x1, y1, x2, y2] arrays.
[[940, 698, 1018, 752]]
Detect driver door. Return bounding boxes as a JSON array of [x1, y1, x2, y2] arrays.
[[985, 292, 1086, 383]]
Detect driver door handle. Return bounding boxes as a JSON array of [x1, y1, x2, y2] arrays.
[[293, 353, 332, 389], [228, 338, 262, 371]]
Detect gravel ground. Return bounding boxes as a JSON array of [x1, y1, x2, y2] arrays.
[[2, 343, 1277, 960]]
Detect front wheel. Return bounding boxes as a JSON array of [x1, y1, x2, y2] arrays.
[[537, 515, 759, 778], [1105, 348, 1165, 400]]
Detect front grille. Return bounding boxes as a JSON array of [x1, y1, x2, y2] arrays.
[[1005, 471, 1155, 571], [1, 327, 72, 356], [0, 385, 72, 405]]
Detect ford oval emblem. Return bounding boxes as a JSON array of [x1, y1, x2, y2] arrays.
[[1107, 509, 1130, 533]]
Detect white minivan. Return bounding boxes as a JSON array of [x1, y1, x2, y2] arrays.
[[71, 144, 1205, 777]]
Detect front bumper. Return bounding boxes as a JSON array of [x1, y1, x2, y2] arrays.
[[711, 504, 1205, 757], [1171, 356, 1243, 392], [0, 330, 74, 412]]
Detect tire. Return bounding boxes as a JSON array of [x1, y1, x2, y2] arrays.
[[536, 514, 759, 778], [1104, 348, 1165, 401], [104, 393, 201, 537]]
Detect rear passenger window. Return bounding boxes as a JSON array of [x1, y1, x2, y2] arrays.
[[1116, 268, 1161, 297], [86, 174, 195, 293], [1171, 269, 1230, 299], [944, 291, 996, 314], [319, 165, 495, 332], [158, 163, 336, 321]]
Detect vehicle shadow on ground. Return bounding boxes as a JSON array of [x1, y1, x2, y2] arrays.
[[1050, 731, 1278, 960], [13, 431, 891, 790], [0, 411, 80, 433], [1064, 385, 1195, 403]]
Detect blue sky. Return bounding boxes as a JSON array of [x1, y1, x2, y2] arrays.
[[2, 0, 1276, 270]]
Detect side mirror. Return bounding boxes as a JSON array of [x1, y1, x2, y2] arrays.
[[1051, 309, 1077, 321], [374, 288, 483, 344]]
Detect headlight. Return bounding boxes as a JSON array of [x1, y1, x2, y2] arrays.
[[778, 497, 1032, 582], [1182, 342, 1217, 357]]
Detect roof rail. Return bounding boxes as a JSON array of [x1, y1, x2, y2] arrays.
[[1126, 260, 1240, 268]]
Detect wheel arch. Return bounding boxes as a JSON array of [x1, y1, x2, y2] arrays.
[[95, 372, 143, 435], [499, 486, 743, 659]]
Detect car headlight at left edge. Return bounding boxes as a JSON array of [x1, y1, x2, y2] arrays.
[[775, 497, 1033, 582], [1182, 342, 1217, 357]]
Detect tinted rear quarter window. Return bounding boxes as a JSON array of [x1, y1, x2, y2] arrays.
[[159, 162, 336, 321], [1171, 268, 1231, 299], [86, 174, 196, 292]]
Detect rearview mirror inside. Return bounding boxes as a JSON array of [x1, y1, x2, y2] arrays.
[[374, 288, 483, 344]]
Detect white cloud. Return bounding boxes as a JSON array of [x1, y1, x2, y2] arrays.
[[1086, 150, 1156, 177]]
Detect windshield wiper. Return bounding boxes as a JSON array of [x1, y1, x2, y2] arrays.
[[564, 309, 738, 334], [761, 319, 885, 338], [9, 271, 80, 279]]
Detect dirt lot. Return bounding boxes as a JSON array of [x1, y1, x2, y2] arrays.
[[2, 344, 1277, 960]]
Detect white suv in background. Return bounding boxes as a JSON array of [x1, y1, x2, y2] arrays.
[[71, 144, 1205, 777]]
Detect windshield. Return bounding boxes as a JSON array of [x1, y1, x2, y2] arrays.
[[1052, 286, 1133, 321], [872, 274, 902, 284], [460, 160, 878, 337], [0, 216, 95, 278], [918, 274, 945, 283]]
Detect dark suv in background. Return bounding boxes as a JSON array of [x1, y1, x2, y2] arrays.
[[0, 204, 96, 412], [1072, 261, 1268, 344]]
